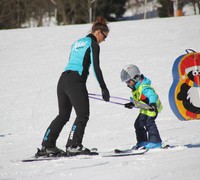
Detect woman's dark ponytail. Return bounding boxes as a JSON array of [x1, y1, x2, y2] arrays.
[[91, 16, 109, 33]]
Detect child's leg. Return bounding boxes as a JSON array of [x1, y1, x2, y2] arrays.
[[145, 115, 162, 143], [134, 113, 148, 143]]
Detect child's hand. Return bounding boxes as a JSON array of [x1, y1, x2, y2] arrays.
[[149, 103, 158, 114], [124, 102, 135, 109]]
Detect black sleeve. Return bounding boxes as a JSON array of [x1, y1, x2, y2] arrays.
[[91, 40, 107, 89]]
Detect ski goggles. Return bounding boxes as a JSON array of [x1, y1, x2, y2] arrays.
[[125, 79, 133, 85], [126, 75, 139, 84]]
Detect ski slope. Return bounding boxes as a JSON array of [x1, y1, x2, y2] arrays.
[[0, 15, 200, 180]]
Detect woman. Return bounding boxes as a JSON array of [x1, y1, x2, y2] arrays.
[[38, 16, 110, 157]]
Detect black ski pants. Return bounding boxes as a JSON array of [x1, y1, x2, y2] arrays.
[[134, 113, 162, 143], [42, 71, 89, 148]]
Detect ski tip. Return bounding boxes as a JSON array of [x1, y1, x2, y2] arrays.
[[162, 144, 170, 149], [114, 148, 148, 154], [114, 149, 123, 153]]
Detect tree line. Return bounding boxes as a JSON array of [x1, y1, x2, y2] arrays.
[[0, 0, 127, 29], [0, 0, 199, 30], [158, 0, 200, 17]]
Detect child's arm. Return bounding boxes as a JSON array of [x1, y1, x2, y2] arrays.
[[142, 87, 158, 113], [142, 87, 158, 104]]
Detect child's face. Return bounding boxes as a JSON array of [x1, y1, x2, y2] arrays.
[[126, 79, 135, 86]]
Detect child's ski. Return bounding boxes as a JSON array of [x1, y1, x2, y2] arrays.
[[104, 149, 148, 157], [114, 144, 171, 153]]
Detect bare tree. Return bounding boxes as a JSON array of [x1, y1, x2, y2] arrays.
[[190, 0, 200, 14], [0, 0, 25, 29], [0, 0, 55, 29]]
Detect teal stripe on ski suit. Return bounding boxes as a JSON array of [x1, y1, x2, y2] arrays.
[[90, 46, 98, 81]]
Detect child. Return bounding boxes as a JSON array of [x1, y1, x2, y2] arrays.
[[120, 64, 163, 149]]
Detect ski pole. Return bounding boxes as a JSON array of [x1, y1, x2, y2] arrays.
[[88, 93, 130, 101], [89, 93, 150, 110], [89, 95, 125, 106], [130, 97, 151, 110], [89, 94, 141, 109]]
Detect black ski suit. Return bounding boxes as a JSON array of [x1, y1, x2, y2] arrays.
[[42, 34, 109, 148]]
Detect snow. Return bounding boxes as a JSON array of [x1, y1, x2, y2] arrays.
[[1, 15, 200, 180]]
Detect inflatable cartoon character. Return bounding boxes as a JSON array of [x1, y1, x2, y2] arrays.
[[169, 49, 200, 120]]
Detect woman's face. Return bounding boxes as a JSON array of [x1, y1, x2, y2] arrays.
[[94, 30, 108, 44]]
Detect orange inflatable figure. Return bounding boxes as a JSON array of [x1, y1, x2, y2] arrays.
[[169, 49, 200, 120]]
